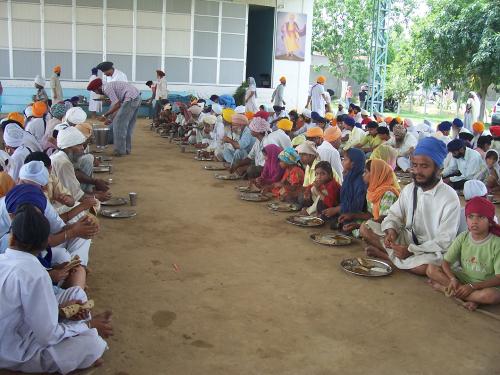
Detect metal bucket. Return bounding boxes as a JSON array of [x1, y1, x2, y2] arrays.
[[93, 127, 109, 147]]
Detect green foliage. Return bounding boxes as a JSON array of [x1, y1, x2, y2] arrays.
[[233, 82, 248, 106]]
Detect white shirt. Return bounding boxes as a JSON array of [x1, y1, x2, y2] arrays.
[[386, 132, 418, 158], [309, 83, 326, 116], [381, 180, 461, 269], [155, 77, 168, 100], [0, 197, 64, 254], [50, 151, 85, 201], [103, 68, 128, 83], [0, 249, 99, 374], [443, 147, 485, 182], [342, 126, 365, 151], [248, 131, 290, 167], [317, 141, 343, 183], [8, 147, 32, 182], [272, 84, 285, 106], [25, 118, 46, 143], [267, 129, 292, 150]]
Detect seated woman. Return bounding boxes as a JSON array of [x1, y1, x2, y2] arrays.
[[356, 159, 401, 249], [478, 150, 500, 192], [335, 148, 368, 233], [303, 161, 341, 224], [253, 144, 284, 192], [427, 197, 500, 311], [0, 204, 112, 374], [272, 147, 304, 203]]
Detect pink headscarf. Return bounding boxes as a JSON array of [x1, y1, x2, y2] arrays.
[[249, 117, 271, 133], [260, 144, 284, 184]]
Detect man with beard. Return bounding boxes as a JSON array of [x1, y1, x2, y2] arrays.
[[50, 127, 111, 202], [359, 137, 461, 275], [385, 123, 418, 172], [442, 139, 485, 190]]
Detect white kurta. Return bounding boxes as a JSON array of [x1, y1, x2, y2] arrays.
[[245, 87, 258, 113], [25, 117, 46, 143], [88, 74, 102, 112], [267, 129, 292, 150], [0, 249, 107, 375], [103, 69, 128, 83], [317, 140, 343, 183], [386, 132, 418, 171], [309, 83, 326, 116], [155, 77, 168, 100], [381, 180, 461, 269], [442, 147, 485, 182], [50, 151, 85, 201]]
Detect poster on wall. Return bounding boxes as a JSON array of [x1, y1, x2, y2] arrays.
[[275, 12, 307, 61]]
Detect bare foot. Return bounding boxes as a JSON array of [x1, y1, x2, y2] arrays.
[[93, 358, 104, 367], [426, 278, 446, 293], [463, 301, 478, 311], [90, 311, 113, 338], [365, 246, 389, 261]]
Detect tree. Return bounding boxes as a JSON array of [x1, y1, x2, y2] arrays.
[[412, 0, 500, 120]]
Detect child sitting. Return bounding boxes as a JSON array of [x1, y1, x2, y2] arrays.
[[427, 197, 500, 311], [272, 147, 304, 203], [254, 144, 284, 192], [303, 161, 341, 221], [481, 150, 500, 192]]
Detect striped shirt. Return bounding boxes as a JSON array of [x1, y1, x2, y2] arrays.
[[103, 81, 140, 104]]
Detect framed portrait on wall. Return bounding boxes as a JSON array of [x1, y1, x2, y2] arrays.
[[275, 12, 307, 61]]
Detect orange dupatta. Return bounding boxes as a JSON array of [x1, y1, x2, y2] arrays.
[[366, 159, 400, 220]]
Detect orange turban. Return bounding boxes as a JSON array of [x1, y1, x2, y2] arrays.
[[305, 126, 324, 138], [384, 116, 393, 123], [324, 126, 342, 142], [245, 112, 254, 121], [53, 65, 61, 73], [317, 76, 326, 84], [279, 76, 286, 83], [7, 112, 25, 127], [32, 101, 47, 118], [473, 121, 485, 133]]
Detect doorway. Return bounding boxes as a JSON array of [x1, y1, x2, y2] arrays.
[[246, 5, 275, 88]]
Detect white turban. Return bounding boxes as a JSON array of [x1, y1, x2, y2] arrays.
[[463, 180, 488, 201], [234, 106, 246, 114], [24, 106, 33, 118], [212, 103, 222, 115], [202, 115, 217, 126], [19, 160, 49, 186], [361, 109, 369, 116], [302, 109, 312, 119], [57, 126, 86, 149], [0, 150, 10, 170], [54, 123, 69, 132], [34, 75, 45, 87], [3, 123, 25, 148], [188, 105, 202, 116], [65, 107, 87, 125], [296, 140, 318, 156]]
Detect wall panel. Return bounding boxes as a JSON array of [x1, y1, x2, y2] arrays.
[[164, 57, 190, 83], [0, 49, 10, 78], [45, 23, 72, 51], [219, 60, 244, 85], [107, 26, 133, 53], [192, 58, 217, 84], [136, 28, 161, 55], [136, 55, 161, 81], [12, 21, 41, 49], [45, 51, 72, 79], [13, 50, 41, 78], [76, 24, 103, 52], [76, 52, 102, 79]]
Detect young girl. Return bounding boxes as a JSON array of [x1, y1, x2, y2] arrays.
[[427, 197, 500, 311], [476, 149, 500, 192], [335, 148, 367, 233], [304, 161, 341, 221], [0, 204, 112, 374], [254, 144, 284, 191], [273, 147, 304, 203]]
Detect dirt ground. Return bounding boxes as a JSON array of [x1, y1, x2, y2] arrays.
[[2, 118, 500, 375]]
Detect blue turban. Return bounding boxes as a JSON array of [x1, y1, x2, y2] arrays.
[[311, 111, 326, 123], [447, 138, 465, 152], [5, 184, 47, 214], [413, 137, 448, 168], [355, 122, 362, 128], [438, 121, 452, 132], [343, 116, 355, 128], [452, 118, 463, 128]]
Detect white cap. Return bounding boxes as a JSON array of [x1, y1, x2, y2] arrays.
[[463, 180, 488, 201], [34, 75, 46, 87], [19, 160, 49, 186], [57, 126, 86, 149], [302, 109, 312, 119], [65, 107, 87, 125]]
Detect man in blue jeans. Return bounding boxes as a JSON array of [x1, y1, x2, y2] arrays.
[[87, 78, 141, 156]]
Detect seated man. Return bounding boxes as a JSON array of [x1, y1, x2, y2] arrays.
[[50, 127, 111, 202], [340, 116, 364, 153], [360, 137, 461, 275], [443, 139, 485, 190], [221, 113, 254, 168], [427, 197, 500, 311], [0, 203, 112, 374], [305, 127, 342, 183], [386, 123, 418, 172]]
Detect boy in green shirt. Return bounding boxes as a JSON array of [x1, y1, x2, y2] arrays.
[[354, 121, 382, 153], [427, 196, 500, 311]]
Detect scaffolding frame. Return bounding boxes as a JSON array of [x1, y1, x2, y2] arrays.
[[368, 0, 391, 114]]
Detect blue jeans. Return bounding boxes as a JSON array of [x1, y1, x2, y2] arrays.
[[112, 95, 141, 155]]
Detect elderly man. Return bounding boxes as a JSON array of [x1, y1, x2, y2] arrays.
[[50, 65, 64, 104], [323, 126, 344, 179], [306, 76, 328, 116], [443, 139, 485, 190], [271, 76, 286, 107], [386, 123, 418, 171], [51, 127, 111, 203], [33, 76, 48, 103], [305, 127, 342, 183], [360, 137, 461, 275], [87, 78, 141, 156], [297, 140, 320, 188]]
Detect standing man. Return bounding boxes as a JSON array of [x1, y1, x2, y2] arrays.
[[33, 76, 48, 103], [306, 76, 328, 117], [154, 70, 168, 125], [271, 76, 286, 107], [50, 65, 63, 104], [96, 61, 128, 83], [87, 78, 141, 157]]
